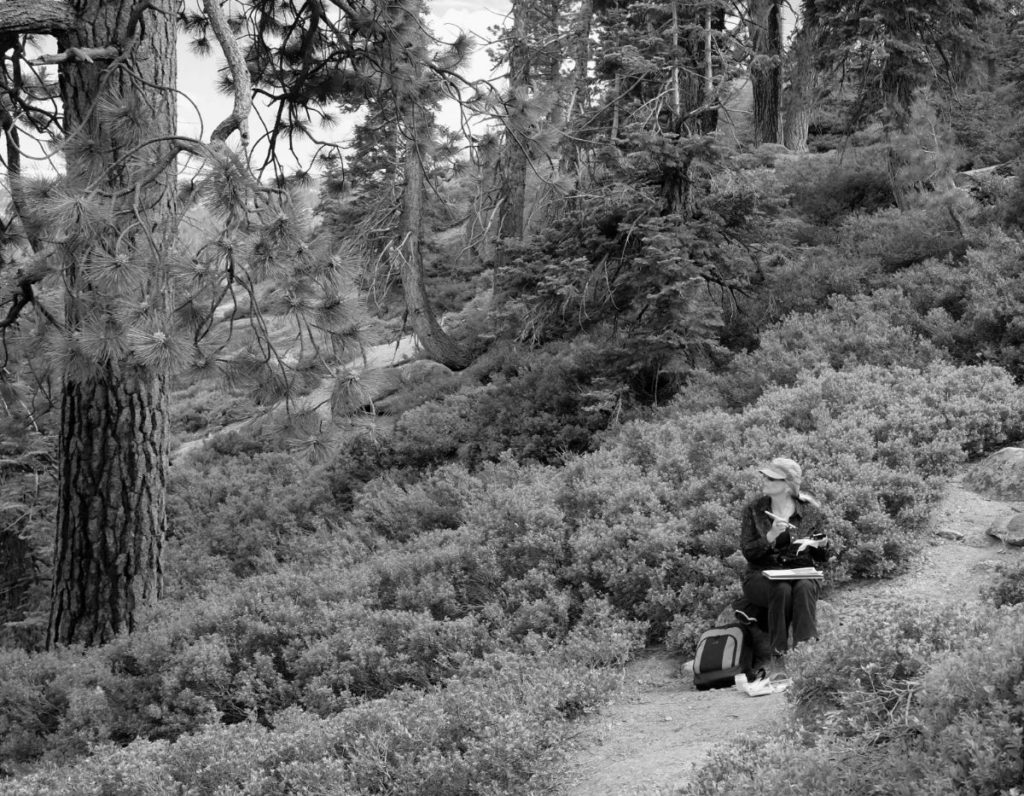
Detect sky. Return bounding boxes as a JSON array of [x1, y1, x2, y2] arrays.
[[176, 1, 514, 171]]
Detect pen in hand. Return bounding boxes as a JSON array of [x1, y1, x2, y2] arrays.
[[764, 511, 795, 528]]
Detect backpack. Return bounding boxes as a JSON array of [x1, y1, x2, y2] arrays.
[[692, 622, 755, 690]]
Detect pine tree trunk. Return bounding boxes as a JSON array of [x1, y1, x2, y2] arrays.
[[750, 0, 782, 145], [783, 18, 815, 151], [47, 0, 177, 647], [50, 370, 167, 646], [399, 121, 470, 369], [561, 0, 593, 174], [496, 0, 530, 261], [693, 4, 726, 134]]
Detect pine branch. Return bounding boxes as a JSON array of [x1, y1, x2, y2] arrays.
[[0, 278, 58, 331], [30, 46, 120, 66]]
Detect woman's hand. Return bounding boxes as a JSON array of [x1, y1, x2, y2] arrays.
[[795, 536, 828, 553], [766, 520, 790, 545]]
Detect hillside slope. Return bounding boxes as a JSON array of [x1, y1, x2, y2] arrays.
[[551, 473, 1022, 795]]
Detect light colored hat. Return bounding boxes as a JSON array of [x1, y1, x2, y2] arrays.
[[759, 457, 802, 497]]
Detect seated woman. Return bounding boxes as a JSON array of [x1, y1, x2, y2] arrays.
[[739, 457, 829, 662]]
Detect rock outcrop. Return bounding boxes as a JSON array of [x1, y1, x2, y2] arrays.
[[964, 447, 1024, 502]]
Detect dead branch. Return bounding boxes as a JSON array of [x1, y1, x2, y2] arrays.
[[204, 0, 252, 147], [30, 46, 120, 66]]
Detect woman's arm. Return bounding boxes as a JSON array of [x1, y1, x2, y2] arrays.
[[740, 502, 772, 565], [798, 505, 830, 563]]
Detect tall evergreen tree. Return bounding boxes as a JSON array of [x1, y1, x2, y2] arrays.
[[0, 0, 179, 647], [812, 0, 996, 203], [0, 0, 468, 645]]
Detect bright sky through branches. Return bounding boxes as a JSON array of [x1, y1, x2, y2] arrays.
[[176, 1, 513, 170]]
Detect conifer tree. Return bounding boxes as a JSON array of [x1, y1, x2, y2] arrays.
[[0, 0, 467, 646], [0, 0, 180, 647], [812, 0, 996, 204]]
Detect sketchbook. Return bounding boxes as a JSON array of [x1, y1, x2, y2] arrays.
[[762, 567, 823, 581]]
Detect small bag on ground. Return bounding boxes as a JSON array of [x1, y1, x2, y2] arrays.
[[692, 622, 755, 690]]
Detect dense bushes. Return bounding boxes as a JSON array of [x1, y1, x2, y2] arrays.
[[776, 146, 896, 224], [6, 150, 1024, 791], [363, 340, 632, 469], [0, 572, 543, 767], [165, 452, 360, 590], [359, 362, 1021, 650], [981, 561, 1024, 608], [892, 238, 1024, 378], [7, 360, 1016, 783], [680, 290, 947, 410], [681, 603, 1024, 796], [0, 632, 640, 794]]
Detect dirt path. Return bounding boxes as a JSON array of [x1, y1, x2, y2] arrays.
[[551, 476, 1024, 795]]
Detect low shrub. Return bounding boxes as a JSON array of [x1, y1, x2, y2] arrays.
[[351, 464, 484, 543], [981, 561, 1024, 607], [680, 604, 1024, 796], [786, 598, 987, 732], [613, 363, 1024, 600], [384, 340, 629, 469], [680, 289, 946, 410], [777, 146, 895, 224], [168, 381, 255, 440], [166, 452, 354, 585], [0, 646, 114, 768], [0, 634, 639, 795], [885, 237, 1024, 378], [0, 572, 507, 767]]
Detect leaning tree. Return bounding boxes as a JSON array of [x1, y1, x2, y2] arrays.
[[0, 0, 473, 647]]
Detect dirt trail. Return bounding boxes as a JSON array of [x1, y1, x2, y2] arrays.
[[552, 476, 1024, 795]]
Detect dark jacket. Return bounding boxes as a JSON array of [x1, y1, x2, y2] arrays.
[[740, 494, 828, 573]]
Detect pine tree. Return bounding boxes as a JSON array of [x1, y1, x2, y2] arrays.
[[0, 0, 466, 646], [0, 0, 181, 647]]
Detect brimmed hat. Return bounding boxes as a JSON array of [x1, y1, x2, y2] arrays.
[[759, 457, 802, 496]]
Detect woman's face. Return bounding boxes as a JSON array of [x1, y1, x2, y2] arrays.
[[761, 474, 790, 498]]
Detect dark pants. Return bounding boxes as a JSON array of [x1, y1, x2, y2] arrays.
[[741, 572, 819, 655]]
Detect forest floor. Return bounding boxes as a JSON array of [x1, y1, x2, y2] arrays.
[[549, 473, 1024, 795]]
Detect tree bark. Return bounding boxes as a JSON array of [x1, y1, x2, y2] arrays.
[[496, 0, 531, 258], [561, 0, 592, 173], [398, 115, 470, 370], [782, 39, 812, 149], [47, 0, 177, 647], [694, 3, 725, 134], [750, 0, 782, 145], [670, 1, 681, 117], [50, 370, 167, 646], [0, 1, 74, 35], [783, 5, 816, 151]]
